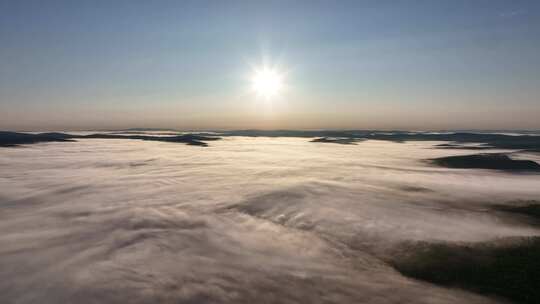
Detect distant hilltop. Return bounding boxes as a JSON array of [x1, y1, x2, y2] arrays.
[[2, 130, 540, 151]]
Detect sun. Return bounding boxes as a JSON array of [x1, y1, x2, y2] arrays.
[[251, 66, 284, 99]]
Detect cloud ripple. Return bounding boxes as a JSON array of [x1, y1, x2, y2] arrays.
[[1, 137, 540, 303]]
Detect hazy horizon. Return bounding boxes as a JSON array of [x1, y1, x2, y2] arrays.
[[4, 127, 540, 134]]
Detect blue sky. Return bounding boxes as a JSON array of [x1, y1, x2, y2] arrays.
[[1, 0, 539, 130]]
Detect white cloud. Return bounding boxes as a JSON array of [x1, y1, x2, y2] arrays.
[[1, 138, 539, 303]]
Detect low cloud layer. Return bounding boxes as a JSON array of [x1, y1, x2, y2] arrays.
[[1, 137, 539, 303]]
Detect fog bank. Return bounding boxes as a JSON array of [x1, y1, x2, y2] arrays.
[[1, 137, 539, 303]]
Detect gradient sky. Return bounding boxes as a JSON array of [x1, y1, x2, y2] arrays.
[[1, 0, 539, 131]]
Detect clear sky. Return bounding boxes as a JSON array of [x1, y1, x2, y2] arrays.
[[1, 0, 539, 131]]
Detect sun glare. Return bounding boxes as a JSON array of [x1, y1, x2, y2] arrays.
[[251, 66, 284, 99]]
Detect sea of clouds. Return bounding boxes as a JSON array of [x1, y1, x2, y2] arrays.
[[1, 137, 539, 304]]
